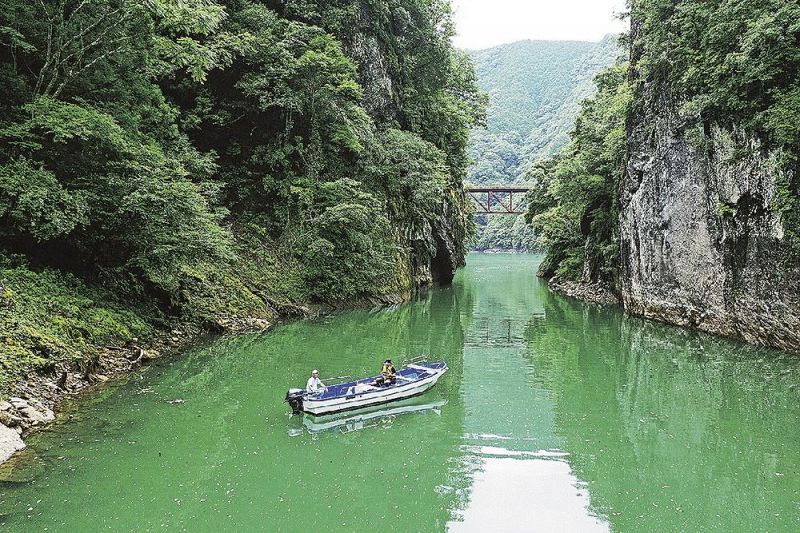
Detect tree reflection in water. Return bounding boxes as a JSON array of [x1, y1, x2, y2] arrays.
[[525, 289, 800, 532]]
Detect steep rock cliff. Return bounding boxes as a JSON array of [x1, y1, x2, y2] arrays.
[[528, 2, 800, 352], [621, 96, 800, 351], [332, 7, 473, 288]]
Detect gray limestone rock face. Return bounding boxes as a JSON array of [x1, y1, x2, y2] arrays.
[[621, 95, 800, 351], [8, 397, 55, 424], [345, 33, 395, 121], [0, 423, 25, 464]]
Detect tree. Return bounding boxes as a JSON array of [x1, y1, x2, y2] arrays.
[[526, 63, 630, 281]]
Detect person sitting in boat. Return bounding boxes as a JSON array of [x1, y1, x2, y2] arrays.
[[374, 359, 397, 387], [306, 370, 326, 394]]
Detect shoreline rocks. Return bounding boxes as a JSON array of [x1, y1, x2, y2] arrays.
[[0, 321, 209, 468], [547, 277, 620, 307], [547, 273, 800, 354], [6, 397, 55, 426], [0, 288, 418, 468], [0, 422, 25, 464]]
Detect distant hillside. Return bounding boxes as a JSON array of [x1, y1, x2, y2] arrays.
[[467, 36, 620, 252], [467, 36, 620, 185]]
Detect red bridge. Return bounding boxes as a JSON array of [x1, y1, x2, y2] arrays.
[[467, 187, 530, 215]]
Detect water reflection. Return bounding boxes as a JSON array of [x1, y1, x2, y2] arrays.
[[1, 254, 798, 532], [450, 254, 610, 531], [294, 399, 448, 436], [524, 281, 800, 532], [451, 254, 800, 532], [449, 454, 609, 532]]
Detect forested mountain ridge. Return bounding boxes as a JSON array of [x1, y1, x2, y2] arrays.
[[467, 36, 618, 186], [0, 0, 485, 395], [522, 34, 621, 163], [471, 40, 594, 138], [529, 0, 800, 352], [466, 36, 618, 252]]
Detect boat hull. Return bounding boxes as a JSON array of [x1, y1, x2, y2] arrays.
[[297, 363, 447, 416]]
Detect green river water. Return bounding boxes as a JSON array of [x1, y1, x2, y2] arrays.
[[1, 254, 799, 532]]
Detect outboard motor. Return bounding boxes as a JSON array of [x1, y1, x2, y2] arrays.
[[285, 388, 305, 414]]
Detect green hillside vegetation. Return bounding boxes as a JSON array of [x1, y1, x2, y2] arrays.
[[467, 39, 592, 185], [522, 34, 621, 162], [471, 41, 593, 136], [466, 37, 618, 251], [0, 0, 484, 394], [528, 0, 800, 282], [467, 36, 619, 186], [526, 63, 630, 279], [471, 214, 538, 252]]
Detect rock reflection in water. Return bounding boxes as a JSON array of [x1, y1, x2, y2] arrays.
[[524, 284, 800, 532]]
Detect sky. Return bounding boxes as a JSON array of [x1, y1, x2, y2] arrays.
[[451, 0, 628, 50]]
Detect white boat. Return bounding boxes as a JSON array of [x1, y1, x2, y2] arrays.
[[285, 361, 448, 416]]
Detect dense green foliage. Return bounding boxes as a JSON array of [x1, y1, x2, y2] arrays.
[[0, 256, 152, 393], [466, 37, 618, 252], [0, 0, 483, 392], [530, 0, 800, 282], [631, 0, 800, 140], [526, 64, 630, 281], [471, 215, 538, 252], [467, 37, 619, 186]]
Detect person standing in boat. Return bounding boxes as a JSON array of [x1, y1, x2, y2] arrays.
[[374, 359, 397, 386], [306, 370, 326, 394]]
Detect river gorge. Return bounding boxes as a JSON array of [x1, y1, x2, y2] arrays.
[[1, 254, 798, 531]]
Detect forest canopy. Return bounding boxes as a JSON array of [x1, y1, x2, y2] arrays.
[[465, 36, 619, 252], [0, 0, 485, 391]]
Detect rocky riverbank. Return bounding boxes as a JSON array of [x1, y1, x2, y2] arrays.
[[0, 315, 280, 467], [547, 276, 619, 306], [0, 289, 422, 467]]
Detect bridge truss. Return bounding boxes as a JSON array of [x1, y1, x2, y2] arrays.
[[467, 187, 530, 215]]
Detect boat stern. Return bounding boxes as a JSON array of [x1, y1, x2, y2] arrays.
[[285, 388, 305, 414]]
